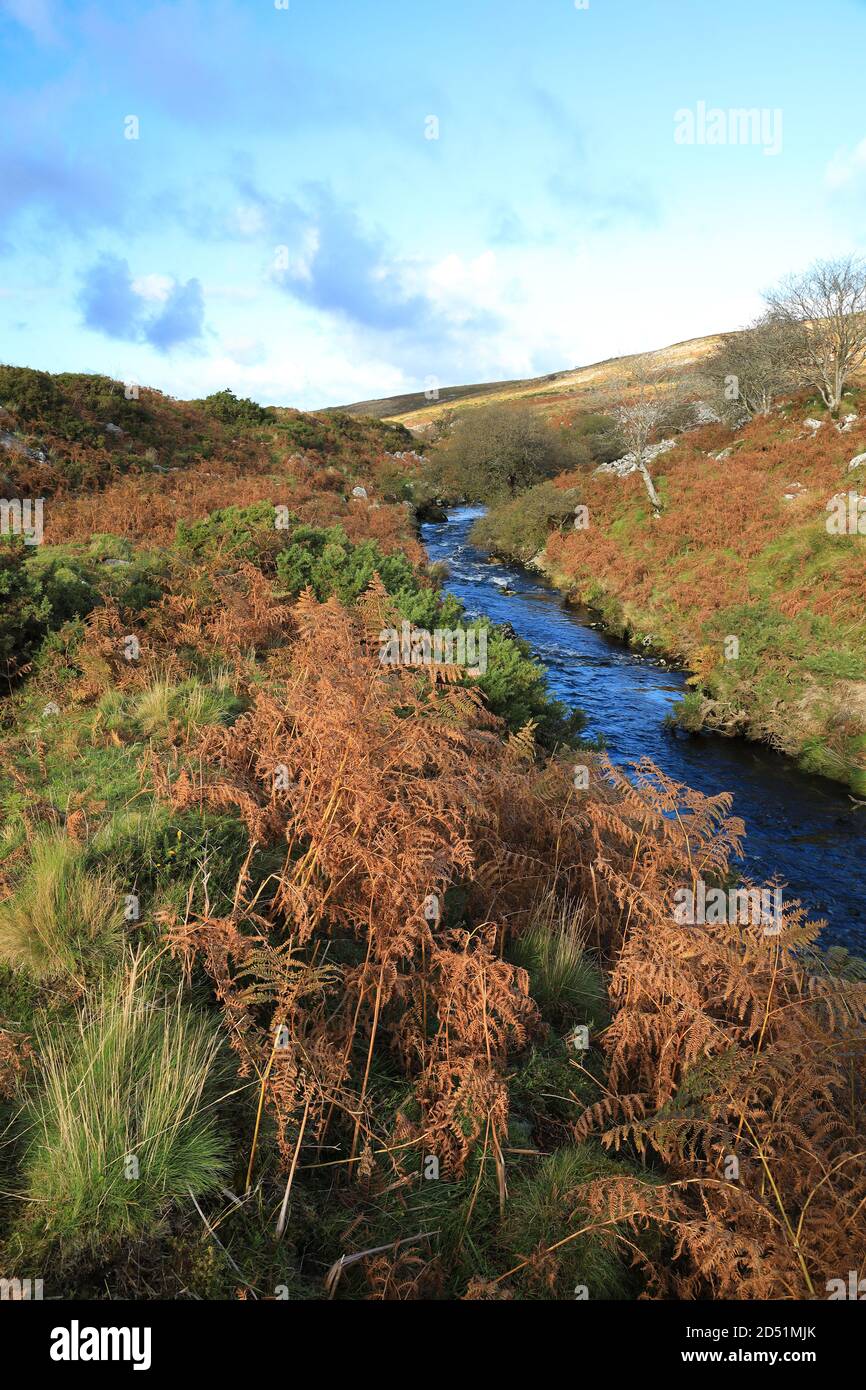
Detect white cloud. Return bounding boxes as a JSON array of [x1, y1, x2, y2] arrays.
[[203, 283, 262, 303], [223, 335, 266, 366], [423, 250, 499, 311], [826, 138, 866, 191], [270, 226, 319, 287], [132, 332, 409, 411], [131, 273, 174, 303], [232, 203, 266, 237]]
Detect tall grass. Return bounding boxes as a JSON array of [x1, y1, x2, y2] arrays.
[[16, 956, 228, 1263], [97, 674, 245, 740], [499, 1145, 640, 1298], [510, 892, 608, 1029], [0, 835, 124, 984]]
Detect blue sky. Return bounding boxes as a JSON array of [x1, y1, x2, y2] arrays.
[[2, 0, 866, 409]]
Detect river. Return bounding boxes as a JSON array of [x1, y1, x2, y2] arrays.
[[420, 505, 865, 955]]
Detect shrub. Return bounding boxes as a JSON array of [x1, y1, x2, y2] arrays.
[[276, 524, 417, 603], [198, 388, 269, 427], [275, 529, 585, 744], [0, 541, 52, 677], [470, 481, 583, 564], [571, 410, 621, 463], [0, 541, 99, 678], [0, 367, 149, 445], [430, 403, 581, 501], [0, 365, 61, 422], [175, 501, 293, 568]]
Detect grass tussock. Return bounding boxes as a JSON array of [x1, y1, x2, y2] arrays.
[[509, 891, 608, 1030], [13, 956, 228, 1265], [96, 673, 246, 742], [0, 835, 125, 984]]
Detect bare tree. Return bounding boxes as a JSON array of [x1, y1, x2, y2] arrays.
[[705, 313, 798, 421], [764, 256, 866, 414], [610, 359, 687, 513]]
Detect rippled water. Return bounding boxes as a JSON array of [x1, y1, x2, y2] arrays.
[[421, 506, 866, 953]]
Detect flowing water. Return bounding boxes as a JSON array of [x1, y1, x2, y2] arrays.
[[421, 506, 865, 954]]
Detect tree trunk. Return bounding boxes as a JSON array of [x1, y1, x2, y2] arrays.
[[636, 457, 662, 513]]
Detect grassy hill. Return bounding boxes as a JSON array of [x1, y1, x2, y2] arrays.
[[336, 331, 727, 431]]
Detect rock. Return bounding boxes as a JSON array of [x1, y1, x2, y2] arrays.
[[1, 431, 46, 462], [713, 447, 733, 461], [848, 452, 866, 472], [103, 422, 124, 436], [803, 418, 823, 433], [783, 482, 808, 500], [838, 414, 858, 433], [594, 438, 676, 478], [690, 401, 722, 426], [385, 449, 424, 464], [415, 501, 447, 522], [351, 485, 368, 499]]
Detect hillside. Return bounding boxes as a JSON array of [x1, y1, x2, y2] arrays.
[[473, 388, 866, 792], [0, 366, 415, 500], [337, 331, 727, 430]]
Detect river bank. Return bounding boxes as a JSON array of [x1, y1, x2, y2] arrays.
[[422, 505, 866, 955], [466, 401, 866, 796]]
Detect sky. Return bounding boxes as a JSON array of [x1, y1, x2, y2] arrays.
[[1, 0, 866, 410]]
